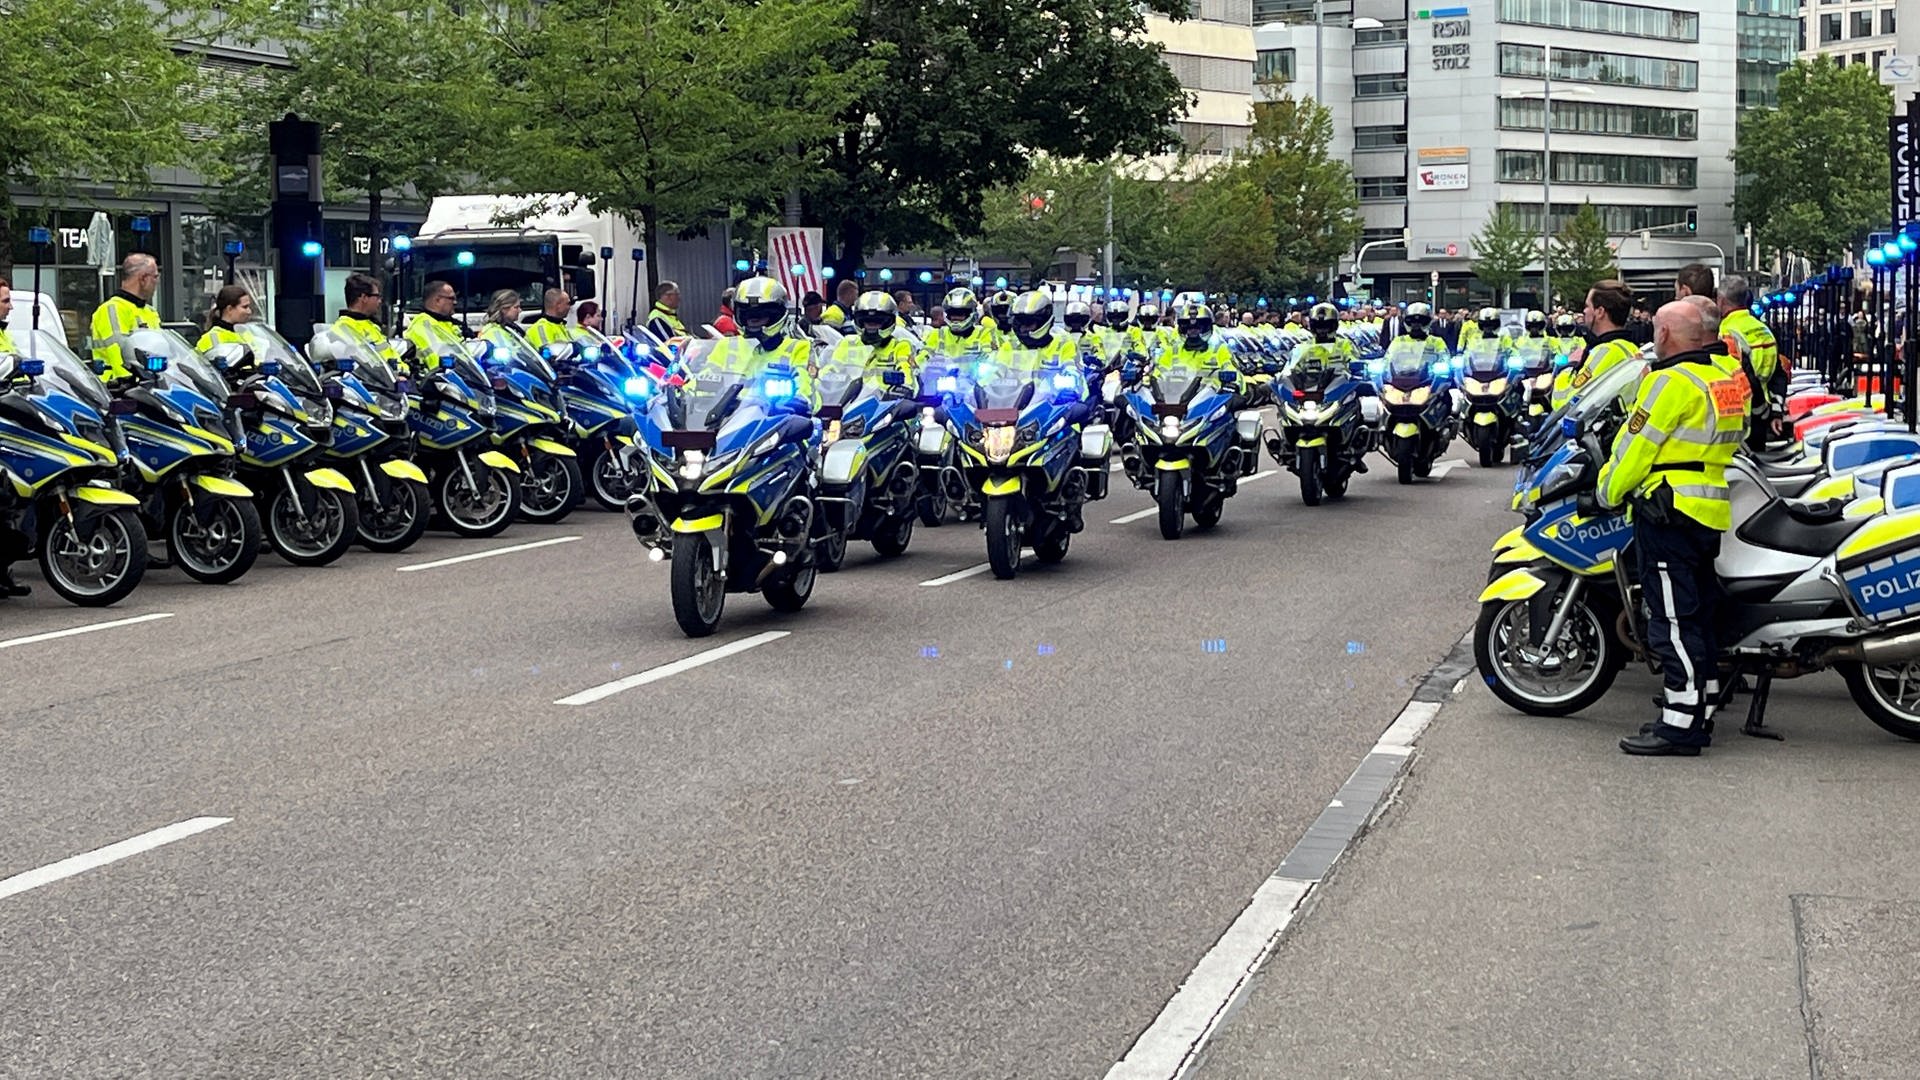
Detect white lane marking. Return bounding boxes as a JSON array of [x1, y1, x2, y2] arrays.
[[1241, 469, 1279, 483], [554, 630, 790, 706], [0, 612, 174, 652], [1430, 458, 1467, 479], [1111, 506, 1159, 525], [396, 535, 581, 572], [0, 817, 230, 901], [1104, 877, 1315, 1080], [918, 550, 1036, 587]]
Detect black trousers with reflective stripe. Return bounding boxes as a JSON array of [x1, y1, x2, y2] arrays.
[[1636, 515, 1722, 732]]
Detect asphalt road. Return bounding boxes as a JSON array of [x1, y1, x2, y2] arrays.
[[2, 448, 1508, 1077]]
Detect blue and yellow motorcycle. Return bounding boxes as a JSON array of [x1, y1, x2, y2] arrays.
[[626, 339, 822, 637], [412, 343, 523, 538], [0, 346, 148, 605], [910, 350, 977, 526], [301, 325, 433, 554], [545, 327, 651, 512], [1457, 339, 1529, 468], [812, 346, 922, 566], [1270, 341, 1375, 507], [1375, 338, 1459, 485], [948, 355, 1111, 577], [479, 330, 580, 525], [1120, 359, 1248, 539]]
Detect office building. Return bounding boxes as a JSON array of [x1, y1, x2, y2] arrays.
[[1805, 0, 1899, 69], [1147, 0, 1260, 160]]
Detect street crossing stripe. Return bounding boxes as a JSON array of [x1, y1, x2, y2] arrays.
[[554, 631, 791, 705], [0, 612, 174, 651], [0, 817, 231, 901], [395, 535, 581, 572]]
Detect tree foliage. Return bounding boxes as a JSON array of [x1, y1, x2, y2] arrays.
[[1471, 206, 1536, 304], [1734, 57, 1891, 266], [1161, 168, 1274, 296], [1549, 202, 1618, 299], [496, 0, 874, 297], [805, 0, 1191, 271], [1238, 83, 1362, 293], [972, 158, 1109, 283]]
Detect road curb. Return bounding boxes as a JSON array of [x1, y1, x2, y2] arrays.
[[1105, 628, 1475, 1080]]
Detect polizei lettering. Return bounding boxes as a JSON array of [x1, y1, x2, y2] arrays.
[[1856, 567, 1920, 607]]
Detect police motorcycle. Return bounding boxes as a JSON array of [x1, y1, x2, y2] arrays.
[[1477, 356, 1920, 741], [1118, 355, 1252, 539], [411, 342, 523, 538], [545, 326, 658, 512], [624, 339, 821, 638], [1456, 339, 1528, 468], [177, 327, 363, 567], [910, 350, 978, 526], [1267, 340, 1375, 506], [948, 353, 1112, 579], [474, 330, 581, 524], [1509, 337, 1558, 432], [300, 326, 433, 553], [84, 328, 259, 584], [1375, 337, 1460, 484], [0, 343, 148, 605], [808, 340, 924, 566]]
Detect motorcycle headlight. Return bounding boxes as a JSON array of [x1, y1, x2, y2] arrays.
[[1160, 415, 1182, 440], [1487, 378, 1507, 396], [1382, 386, 1407, 405], [983, 425, 1017, 463], [679, 449, 706, 480], [1409, 386, 1432, 406]]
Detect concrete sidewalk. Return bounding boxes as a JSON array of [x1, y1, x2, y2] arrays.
[[1197, 666, 1920, 1080]]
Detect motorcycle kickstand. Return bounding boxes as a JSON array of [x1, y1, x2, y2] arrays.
[[1741, 670, 1783, 741]]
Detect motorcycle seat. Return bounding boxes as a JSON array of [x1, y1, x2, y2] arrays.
[[1736, 497, 1858, 558], [1751, 445, 1804, 465]]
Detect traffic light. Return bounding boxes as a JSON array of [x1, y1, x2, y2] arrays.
[[1685, 209, 1698, 233]]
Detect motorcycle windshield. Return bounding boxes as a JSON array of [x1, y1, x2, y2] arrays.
[[816, 341, 881, 408], [650, 338, 768, 432], [1385, 340, 1433, 388], [971, 355, 1040, 410], [18, 329, 110, 413], [1155, 363, 1204, 405], [307, 326, 400, 395], [1567, 355, 1650, 426], [1462, 341, 1505, 378], [134, 327, 230, 402], [1510, 339, 1549, 372], [480, 328, 559, 386], [1289, 342, 1343, 388], [920, 350, 981, 398]]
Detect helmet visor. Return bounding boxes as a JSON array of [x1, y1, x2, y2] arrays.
[[739, 301, 787, 331]]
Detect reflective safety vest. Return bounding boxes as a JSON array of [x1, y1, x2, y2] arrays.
[[996, 335, 1079, 371], [525, 315, 574, 353], [648, 304, 687, 342], [333, 312, 404, 372], [1555, 332, 1639, 410], [1155, 341, 1232, 377], [0, 326, 17, 354], [89, 292, 162, 382], [405, 311, 469, 371], [1597, 348, 1748, 531], [928, 324, 997, 357], [193, 324, 248, 372], [826, 333, 918, 385], [1719, 309, 1779, 383], [707, 334, 815, 405]]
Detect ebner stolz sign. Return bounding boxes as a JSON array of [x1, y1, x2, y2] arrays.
[[1430, 13, 1470, 70]]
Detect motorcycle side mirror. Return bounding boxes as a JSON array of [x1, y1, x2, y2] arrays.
[[1217, 368, 1238, 385], [882, 369, 906, 387]]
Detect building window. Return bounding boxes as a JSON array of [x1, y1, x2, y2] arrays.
[[1821, 13, 1842, 42], [1500, 201, 1694, 234], [1498, 149, 1697, 188], [1188, 0, 1254, 25], [1358, 176, 1409, 199], [1355, 20, 1408, 45], [1499, 43, 1697, 90], [1355, 73, 1407, 97], [1166, 52, 1257, 94], [1884, 8, 1897, 35], [1361, 227, 1406, 245], [1497, 97, 1697, 140], [1852, 10, 1875, 38], [1255, 48, 1296, 83], [1177, 122, 1250, 156], [1355, 124, 1409, 148], [1496, 0, 1698, 42]]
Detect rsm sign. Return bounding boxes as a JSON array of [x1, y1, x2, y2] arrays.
[[1429, 13, 1471, 71]]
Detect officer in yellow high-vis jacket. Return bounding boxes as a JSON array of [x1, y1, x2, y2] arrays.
[[1554, 280, 1642, 409], [1714, 275, 1782, 449], [1591, 300, 1748, 757], [89, 254, 163, 383], [331, 272, 405, 373], [406, 279, 474, 372], [705, 277, 814, 405], [525, 288, 576, 354]]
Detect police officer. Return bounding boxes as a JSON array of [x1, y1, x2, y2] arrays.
[[834, 290, 918, 385], [0, 279, 17, 355], [1714, 275, 1783, 450], [928, 288, 996, 356], [525, 288, 575, 353], [1298, 302, 1356, 372], [1388, 301, 1444, 357], [406, 279, 474, 369], [646, 281, 687, 341], [708, 277, 814, 402], [1154, 299, 1232, 378], [1061, 300, 1101, 366], [332, 273, 406, 372], [90, 254, 163, 384], [1589, 301, 1747, 756], [819, 280, 859, 331], [1555, 279, 1640, 409]]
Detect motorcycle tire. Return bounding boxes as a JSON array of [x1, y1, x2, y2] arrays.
[[1193, 489, 1223, 528], [358, 479, 431, 554], [816, 527, 849, 573], [917, 490, 948, 527], [1478, 441, 1499, 469], [871, 512, 914, 557], [266, 486, 359, 567], [670, 532, 726, 637], [586, 443, 633, 512], [1397, 456, 1415, 485], [438, 462, 520, 539], [1414, 453, 1434, 479], [1323, 470, 1350, 500], [984, 495, 1021, 579], [39, 507, 147, 607], [1299, 451, 1322, 507], [1156, 470, 1184, 541], [1473, 593, 1621, 717], [168, 497, 260, 585], [1840, 662, 1920, 741], [763, 557, 818, 614], [1033, 520, 1070, 564], [518, 450, 582, 525]]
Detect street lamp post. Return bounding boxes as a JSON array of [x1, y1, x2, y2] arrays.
[[1502, 70, 1593, 309]]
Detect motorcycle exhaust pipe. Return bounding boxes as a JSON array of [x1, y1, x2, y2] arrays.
[[1821, 625, 1920, 666], [941, 465, 971, 501], [888, 461, 919, 499]]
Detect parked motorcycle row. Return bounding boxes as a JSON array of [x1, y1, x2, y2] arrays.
[[0, 320, 654, 608], [1474, 352, 1920, 743]]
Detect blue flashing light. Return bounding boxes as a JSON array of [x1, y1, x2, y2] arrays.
[[1869, 248, 1888, 267], [391, 235, 412, 253], [1751, 303, 1765, 316], [18, 359, 45, 377], [1887, 242, 1906, 260], [1904, 233, 1920, 252], [1161, 289, 1174, 301], [131, 216, 151, 233], [764, 376, 796, 400], [1257, 297, 1269, 308], [455, 250, 476, 268], [1561, 416, 1580, 439], [1506, 356, 1527, 372], [879, 268, 894, 282], [1052, 372, 1077, 390], [734, 259, 751, 272], [918, 270, 933, 284], [936, 375, 958, 393], [971, 276, 985, 287], [1430, 361, 1450, 378], [1784, 290, 1797, 303], [1365, 360, 1386, 377], [790, 263, 806, 275], [300, 240, 323, 258], [260, 360, 282, 377], [222, 240, 245, 257], [622, 375, 653, 400], [26, 226, 51, 245], [994, 276, 1008, 289], [821, 266, 836, 280], [582, 346, 603, 362]]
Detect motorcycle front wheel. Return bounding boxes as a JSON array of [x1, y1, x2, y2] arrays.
[[439, 462, 519, 538], [1474, 592, 1621, 717], [1155, 470, 1184, 541], [671, 533, 726, 637], [168, 496, 261, 584], [266, 486, 359, 567], [1840, 661, 1920, 741], [519, 450, 582, 525], [984, 495, 1021, 579], [1298, 449, 1322, 506], [587, 443, 633, 512], [358, 479, 431, 554], [40, 507, 147, 607]]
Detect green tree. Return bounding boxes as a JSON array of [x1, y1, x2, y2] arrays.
[[1734, 57, 1891, 266], [1549, 202, 1618, 299], [0, 0, 266, 264], [1161, 167, 1274, 296], [259, 0, 505, 269], [972, 158, 1110, 283], [1238, 83, 1363, 293], [805, 0, 1190, 271], [496, 0, 874, 298], [1471, 206, 1536, 305]]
